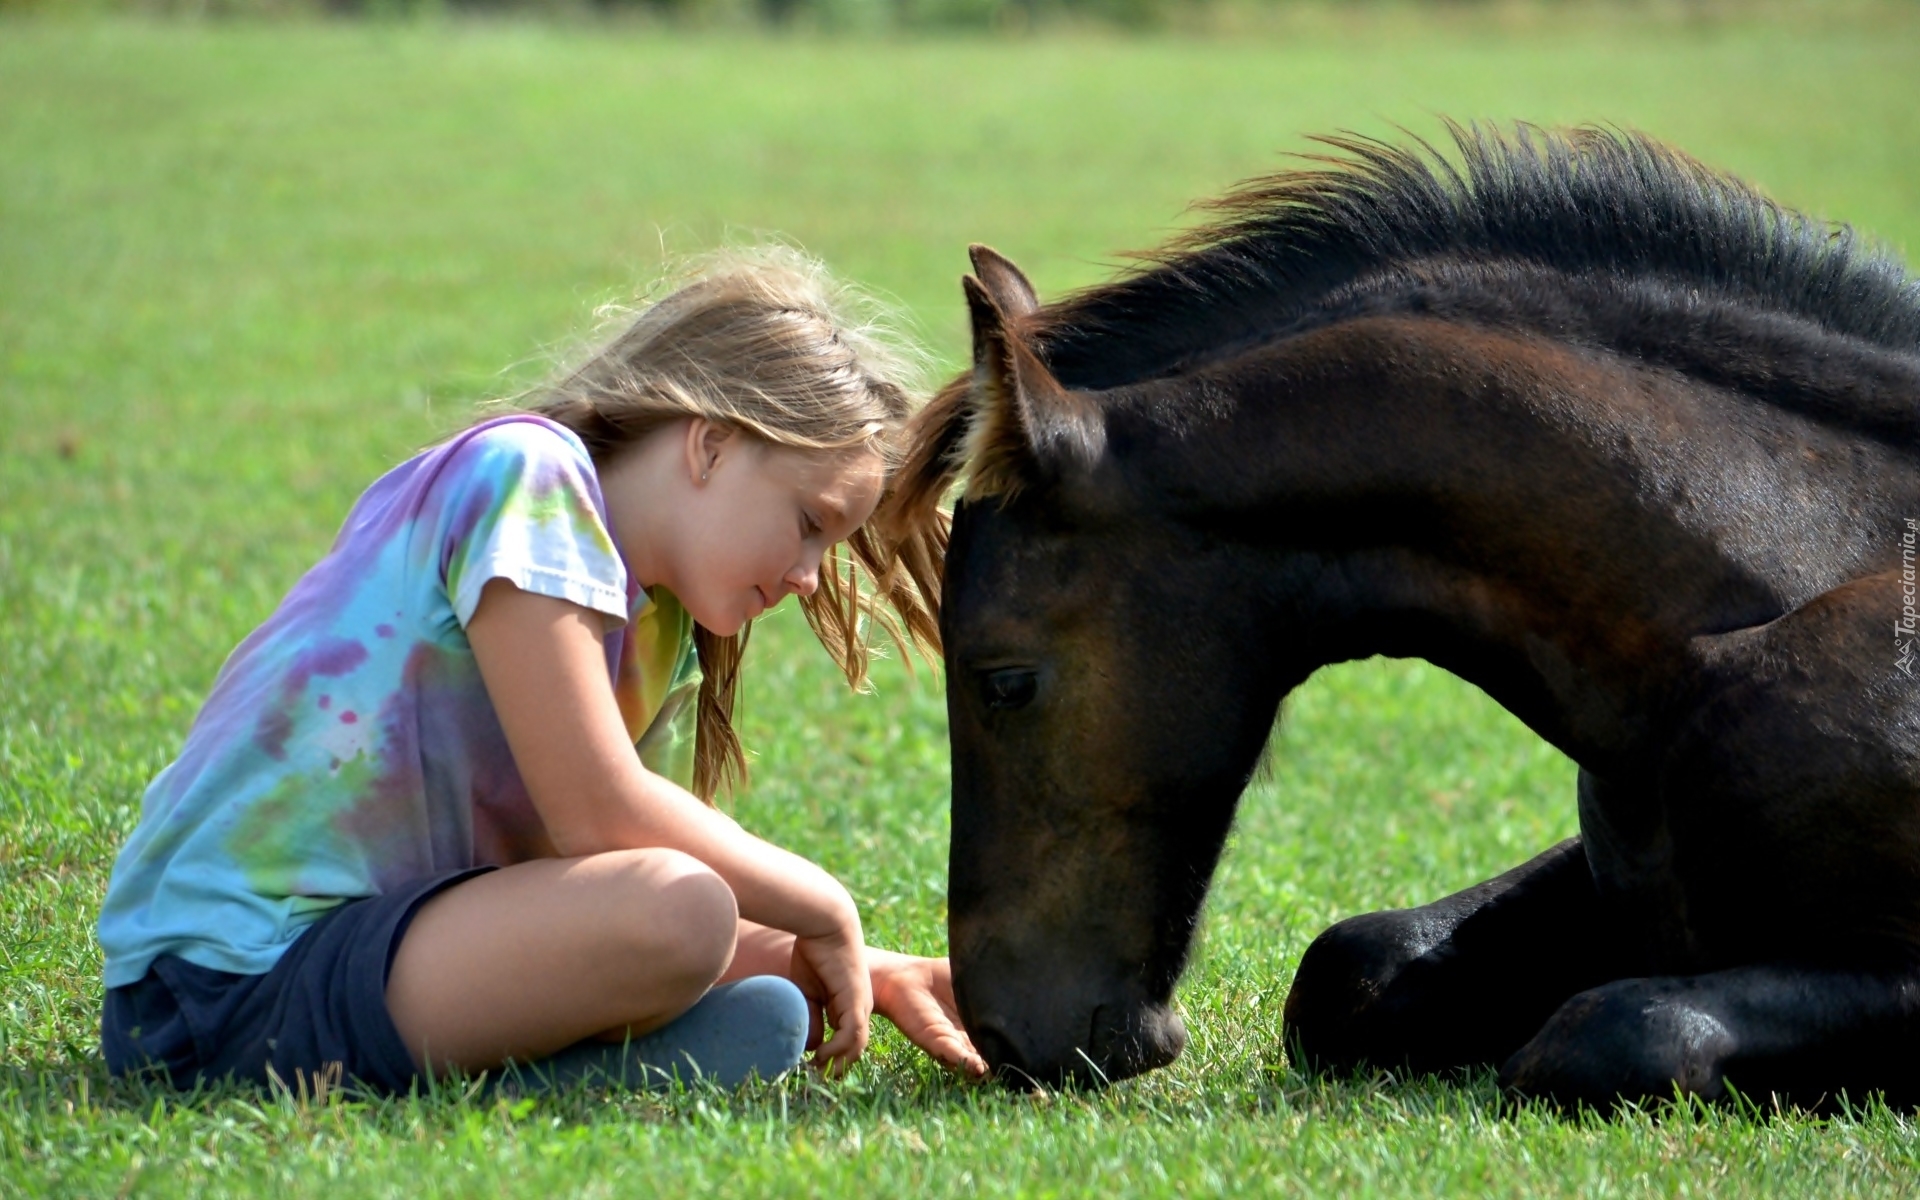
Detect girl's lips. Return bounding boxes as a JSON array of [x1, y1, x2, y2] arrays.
[[753, 586, 771, 616]]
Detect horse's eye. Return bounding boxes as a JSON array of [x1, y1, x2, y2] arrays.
[[981, 668, 1038, 711]]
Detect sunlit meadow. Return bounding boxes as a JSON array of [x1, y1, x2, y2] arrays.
[[4, 9, 1920, 1194]]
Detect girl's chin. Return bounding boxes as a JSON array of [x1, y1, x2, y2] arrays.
[[685, 591, 769, 636], [680, 598, 744, 637]]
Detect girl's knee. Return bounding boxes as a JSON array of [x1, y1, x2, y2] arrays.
[[597, 848, 738, 986]]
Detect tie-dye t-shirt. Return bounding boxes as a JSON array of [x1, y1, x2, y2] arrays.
[[97, 415, 701, 989]]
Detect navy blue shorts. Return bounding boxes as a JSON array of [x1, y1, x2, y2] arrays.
[[102, 867, 492, 1094]]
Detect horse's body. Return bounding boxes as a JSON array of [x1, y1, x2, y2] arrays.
[[895, 125, 1920, 1108]]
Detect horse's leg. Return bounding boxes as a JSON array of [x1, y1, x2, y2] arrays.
[[1501, 571, 1920, 1110], [1284, 834, 1635, 1075], [1500, 964, 1920, 1111]]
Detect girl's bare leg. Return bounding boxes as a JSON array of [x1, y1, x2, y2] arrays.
[[385, 848, 740, 1075]]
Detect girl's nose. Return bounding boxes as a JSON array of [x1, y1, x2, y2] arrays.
[[785, 558, 821, 598]]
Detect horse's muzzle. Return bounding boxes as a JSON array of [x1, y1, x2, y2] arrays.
[[967, 998, 1188, 1088]]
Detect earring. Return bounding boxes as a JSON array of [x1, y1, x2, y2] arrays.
[[701, 471, 710, 482]]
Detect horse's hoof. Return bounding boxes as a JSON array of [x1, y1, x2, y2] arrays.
[[1499, 978, 1736, 1112], [1283, 908, 1438, 1075]]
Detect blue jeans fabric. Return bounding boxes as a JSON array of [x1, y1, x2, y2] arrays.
[[103, 867, 491, 1094]]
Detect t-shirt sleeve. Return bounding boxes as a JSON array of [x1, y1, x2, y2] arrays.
[[430, 421, 629, 629]]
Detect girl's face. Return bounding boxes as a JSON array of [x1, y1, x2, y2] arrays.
[[664, 429, 885, 637]]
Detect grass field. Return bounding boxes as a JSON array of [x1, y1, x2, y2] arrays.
[[5, 9, 1920, 1195]]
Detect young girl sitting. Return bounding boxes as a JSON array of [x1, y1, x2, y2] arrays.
[[96, 249, 981, 1093]]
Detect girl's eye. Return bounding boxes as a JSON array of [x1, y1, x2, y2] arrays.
[[802, 512, 823, 538]]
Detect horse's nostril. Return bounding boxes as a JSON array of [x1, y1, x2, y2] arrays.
[[1087, 1003, 1188, 1082]]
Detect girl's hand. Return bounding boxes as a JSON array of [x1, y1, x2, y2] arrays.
[[869, 951, 988, 1079], [789, 920, 872, 1075]]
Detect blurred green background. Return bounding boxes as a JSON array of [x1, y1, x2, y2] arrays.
[[4, 6, 1920, 1195]]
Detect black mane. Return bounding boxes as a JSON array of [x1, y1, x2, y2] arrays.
[[1031, 122, 1920, 392]]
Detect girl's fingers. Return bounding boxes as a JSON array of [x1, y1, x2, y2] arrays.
[[866, 954, 988, 1077], [916, 1023, 986, 1075], [789, 928, 872, 1074], [811, 1009, 869, 1072], [810, 979, 871, 1073], [930, 1019, 986, 1075], [943, 1040, 989, 1077], [885, 994, 986, 1076]]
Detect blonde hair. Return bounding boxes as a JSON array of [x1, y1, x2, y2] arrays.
[[519, 247, 947, 801]]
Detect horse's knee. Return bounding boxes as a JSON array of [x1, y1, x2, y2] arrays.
[[598, 848, 739, 995], [1500, 979, 1737, 1111], [1284, 908, 1441, 1074]]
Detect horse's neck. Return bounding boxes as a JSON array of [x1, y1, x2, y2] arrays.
[[1134, 312, 1908, 771]]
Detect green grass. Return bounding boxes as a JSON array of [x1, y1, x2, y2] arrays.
[[5, 9, 1920, 1195]]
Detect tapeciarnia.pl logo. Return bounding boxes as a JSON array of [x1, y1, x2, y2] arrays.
[[1898, 518, 1917, 678]]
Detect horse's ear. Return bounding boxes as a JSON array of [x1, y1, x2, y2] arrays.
[[963, 272, 1009, 385], [968, 244, 1040, 318], [961, 274, 1102, 501]]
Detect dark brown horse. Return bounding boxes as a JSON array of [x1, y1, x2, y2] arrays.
[[885, 123, 1920, 1109]]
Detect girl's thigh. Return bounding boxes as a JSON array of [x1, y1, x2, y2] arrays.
[[386, 847, 740, 1074]]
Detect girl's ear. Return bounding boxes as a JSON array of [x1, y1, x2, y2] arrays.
[[684, 417, 732, 485]]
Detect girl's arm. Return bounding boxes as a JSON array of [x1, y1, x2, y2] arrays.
[[466, 579, 871, 1070], [726, 919, 987, 1078]]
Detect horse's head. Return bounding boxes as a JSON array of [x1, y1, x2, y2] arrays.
[[924, 248, 1292, 1087]]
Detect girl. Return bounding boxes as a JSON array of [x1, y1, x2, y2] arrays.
[[96, 249, 981, 1093]]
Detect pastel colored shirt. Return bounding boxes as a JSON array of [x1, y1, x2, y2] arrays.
[[97, 415, 700, 989]]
